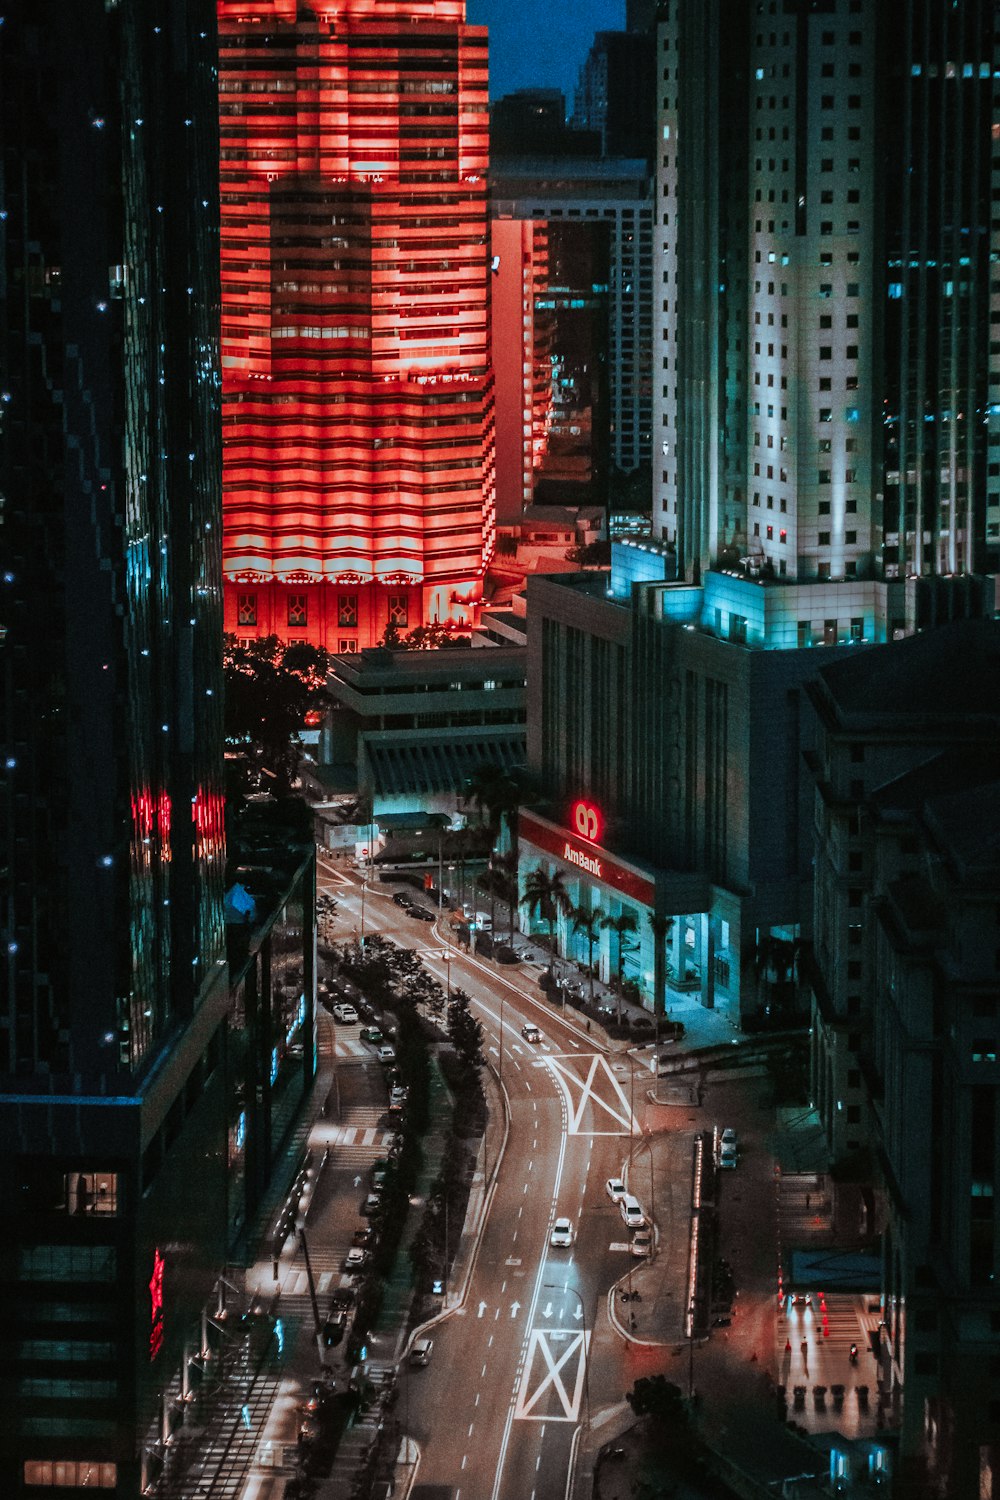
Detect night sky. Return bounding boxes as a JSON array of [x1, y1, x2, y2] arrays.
[[468, 0, 625, 106]]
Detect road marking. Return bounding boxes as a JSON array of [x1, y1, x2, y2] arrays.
[[528, 1160, 533, 1171], [545, 1054, 638, 1135], [482, 1364, 488, 1377], [475, 1393, 480, 1406], [510, 1301, 521, 1318], [488, 1336, 493, 1347], [478, 1301, 487, 1318], [536, 1456, 541, 1470], [461, 1455, 467, 1470], [513, 1330, 590, 1422], [468, 1423, 475, 1437]]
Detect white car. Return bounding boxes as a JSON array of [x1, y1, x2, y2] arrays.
[[549, 1217, 574, 1248], [630, 1228, 653, 1258], [619, 1194, 646, 1230], [332, 1003, 359, 1024], [343, 1246, 368, 1272], [376, 1044, 396, 1064], [721, 1127, 738, 1150], [522, 1023, 542, 1043], [410, 1338, 433, 1367], [606, 1177, 626, 1203]]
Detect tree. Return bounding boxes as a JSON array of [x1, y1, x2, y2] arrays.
[[447, 988, 484, 1073], [647, 912, 674, 1017], [224, 634, 330, 797], [521, 865, 571, 971], [491, 848, 520, 945], [601, 909, 639, 1021], [571, 903, 605, 1003]]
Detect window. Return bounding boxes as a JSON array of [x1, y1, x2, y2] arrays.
[[337, 593, 358, 629], [237, 593, 257, 628], [23, 1463, 117, 1490], [287, 594, 307, 629], [338, 638, 358, 654], [61, 1173, 118, 1217], [387, 595, 409, 627], [18, 1246, 117, 1282]]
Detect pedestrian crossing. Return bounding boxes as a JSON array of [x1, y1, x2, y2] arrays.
[[327, 1123, 395, 1149]]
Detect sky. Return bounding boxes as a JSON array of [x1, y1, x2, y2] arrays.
[[467, 0, 625, 107]]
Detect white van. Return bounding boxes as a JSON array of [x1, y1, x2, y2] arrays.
[[619, 1193, 646, 1230], [474, 911, 493, 932]]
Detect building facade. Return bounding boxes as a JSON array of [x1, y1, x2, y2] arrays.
[[492, 157, 654, 485], [0, 7, 316, 1495], [653, 0, 1000, 596], [218, 0, 496, 649]]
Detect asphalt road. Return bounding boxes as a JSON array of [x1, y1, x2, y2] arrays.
[[318, 860, 648, 1500]]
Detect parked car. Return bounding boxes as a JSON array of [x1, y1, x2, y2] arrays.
[[343, 1246, 369, 1273], [409, 1337, 433, 1367], [619, 1194, 646, 1230], [410, 906, 434, 922], [352, 1226, 376, 1249], [392, 891, 413, 908], [361, 1192, 382, 1217], [719, 1144, 738, 1170], [605, 1177, 626, 1203], [332, 1003, 358, 1024], [721, 1127, 738, 1150], [549, 1217, 574, 1248], [360, 1027, 383, 1045], [371, 1162, 390, 1190], [630, 1228, 653, 1258], [376, 1044, 396, 1064], [521, 1023, 542, 1043], [322, 1310, 348, 1346]]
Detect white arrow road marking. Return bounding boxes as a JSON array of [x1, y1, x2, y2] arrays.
[[572, 1306, 583, 1321], [542, 1301, 553, 1318], [514, 1330, 590, 1422], [510, 1301, 521, 1318], [478, 1301, 488, 1318], [545, 1054, 639, 1135]]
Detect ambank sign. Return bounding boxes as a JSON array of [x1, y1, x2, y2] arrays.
[[520, 810, 656, 908]]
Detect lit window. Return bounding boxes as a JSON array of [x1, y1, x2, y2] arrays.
[[387, 595, 409, 627], [337, 593, 358, 629], [237, 593, 257, 627], [287, 595, 308, 629], [62, 1173, 119, 1216], [24, 1462, 118, 1489]]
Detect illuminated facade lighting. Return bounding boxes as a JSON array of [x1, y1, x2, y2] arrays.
[[218, 0, 496, 647]]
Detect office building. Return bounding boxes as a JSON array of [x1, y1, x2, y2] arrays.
[[571, 29, 656, 162], [1, 2, 226, 1492], [653, 0, 1000, 602], [218, 0, 496, 650], [803, 619, 1000, 1495], [0, 6, 316, 1494], [491, 156, 654, 493]]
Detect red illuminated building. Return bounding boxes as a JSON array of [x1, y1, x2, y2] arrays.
[[218, 0, 496, 648]]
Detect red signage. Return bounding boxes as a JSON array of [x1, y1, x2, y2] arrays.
[[520, 811, 656, 908], [571, 799, 603, 844], [149, 1247, 165, 1362]]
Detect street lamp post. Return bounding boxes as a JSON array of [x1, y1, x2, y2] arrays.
[[687, 1296, 696, 1400]]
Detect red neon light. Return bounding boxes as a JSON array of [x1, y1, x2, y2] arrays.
[[571, 800, 603, 844], [520, 811, 656, 909], [149, 1247, 165, 1361], [217, 0, 496, 645]]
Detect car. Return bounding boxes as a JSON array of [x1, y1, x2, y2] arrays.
[[371, 1164, 390, 1190], [721, 1127, 738, 1150], [303, 1376, 335, 1412], [630, 1228, 653, 1258], [389, 1085, 408, 1104], [360, 1027, 383, 1045], [409, 1338, 433, 1367], [411, 906, 434, 922], [619, 1193, 646, 1230], [549, 1216, 574, 1248], [392, 891, 413, 908], [332, 1003, 359, 1024], [352, 1226, 376, 1249], [521, 1023, 542, 1043], [595, 1003, 616, 1023], [343, 1246, 369, 1272], [322, 1310, 348, 1346], [376, 1044, 396, 1064], [361, 1192, 382, 1217], [719, 1144, 738, 1170], [606, 1177, 627, 1203]]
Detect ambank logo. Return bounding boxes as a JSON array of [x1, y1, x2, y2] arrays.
[[564, 842, 602, 878], [572, 799, 602, 843]]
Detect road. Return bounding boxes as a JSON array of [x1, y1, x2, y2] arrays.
[[318, 859, 651, 1500]]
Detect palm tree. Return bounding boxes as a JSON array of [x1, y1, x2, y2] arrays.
[[571, 903, 605, 1003], [491, 848, 520, 944], [601, 909, 639, 1022], [647, 912, 674, 1017], [520, 865, 571, 971]]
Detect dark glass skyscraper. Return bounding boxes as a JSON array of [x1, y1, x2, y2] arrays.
[[1, 3, 231, 1492]]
